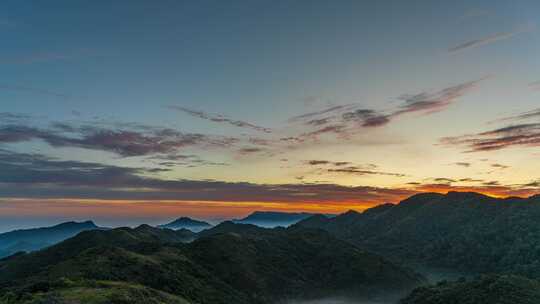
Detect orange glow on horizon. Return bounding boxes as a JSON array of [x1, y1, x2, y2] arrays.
[[413, 185, 539, 199], [0, 198, 378, 220], [1, 186, 538, 222]]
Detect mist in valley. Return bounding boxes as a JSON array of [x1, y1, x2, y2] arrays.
[[282, 293, 407, 304], [284, 298, 397, 304]]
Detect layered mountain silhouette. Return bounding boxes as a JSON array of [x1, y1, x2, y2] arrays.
[[296, 191, 540, 279], [0, 221, 105, 259], [233, 211, 331, 228], [0, 223, 423, 304], [6, 191, 540, 303], [158, 217, 212, 232]]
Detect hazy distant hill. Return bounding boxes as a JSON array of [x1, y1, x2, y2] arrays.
[[0, 221, 104, 258], [296, 191, 540, 278], [0, 223, 423, 304], [233, 211, 332, 228], [197, 221, 278, 239], [158, 217, 212, 232], [401, 275, 540, 304]]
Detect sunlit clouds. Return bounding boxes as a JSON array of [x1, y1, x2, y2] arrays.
[[0, 1, 539, 224]]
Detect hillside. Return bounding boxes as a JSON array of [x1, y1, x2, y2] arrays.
[[296, 192, 540, 278], [0, 280, 191, 304], [401, 275, 540, 304], [233, 211, 329, 228], [0, 223, 423, 304], [158, 217, 212, 232], [0, 221, 104, 258]]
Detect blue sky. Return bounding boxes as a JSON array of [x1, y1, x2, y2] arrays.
[[0, 0, 539, 230]]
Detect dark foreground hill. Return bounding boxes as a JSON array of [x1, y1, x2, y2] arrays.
[[401, 275, 540, 304], [157, 217, 212, 232], [0, 224, 423, 304], [296, 192, 540, 278], [0, 221, 104, 258]]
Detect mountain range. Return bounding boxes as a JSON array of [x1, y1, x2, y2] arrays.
[[4, 192, 540, 303], [0, 223, 423, 304], [0, 211, 326, 258], [0, 221, 105, 259], [157, 217, 212, 232], [296, 191, 540, 279], [233, 211, 332, 228]]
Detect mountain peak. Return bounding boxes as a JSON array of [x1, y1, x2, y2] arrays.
[[445, 191, 491, 199], [52, 220, 98, 229], [343, 209, 360, 216], [0, 220, 103, 258], [157, 217, 212, 232]]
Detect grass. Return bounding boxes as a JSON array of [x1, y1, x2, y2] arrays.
[[1, 280, 191, 304]]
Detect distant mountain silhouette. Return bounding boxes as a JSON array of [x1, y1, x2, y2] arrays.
[[197, 221, 277, 239], [0, 223, 423, 304], [296, 191, 540, 278], [402, 275, 540, 304], [233, 211, 332, 228], [0, 220, 104, 258], [158, 217, 212, 232]]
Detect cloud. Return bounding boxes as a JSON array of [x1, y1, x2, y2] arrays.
[[411, 182, 539, 198], [327, 167, 406, 177], [145, 154, 229, 168], [441, 123, 540, 152], [433, 177, 457, 184], [491, 163, 509, 169], [448, 106, 540, 152], [0, 84, 71, 99], [305, 160, 374, 169], [298, 124, 349, 140], [0, 121, 237, 157], [168, 106, 271, 133], [0, 149, 416, 205], [529, 81, 540, 91], [288, 105, 354, 123], [0, 113, 32, 122], [289, 79, 482, 138], [392, 79, 482, 116], [0, 149, 536, 206], [237, 147, 266, 155], [458, 178, 484, 183], [454, 162, 471, 167], [448, 27, 529, 53], [303, 160, 403, 177], [307, 160, 331, 165], [0, 149, 154, 187], [498, 108, 540, 122]]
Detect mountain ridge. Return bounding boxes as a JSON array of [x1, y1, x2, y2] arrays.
[[0, 220, 105, 259], [296, 191, 540, 278], [158, 217, 212, 232], [0, 222, 424, 304], [233, 211, 333, 228]]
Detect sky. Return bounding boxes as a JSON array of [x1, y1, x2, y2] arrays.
[[1, 0, 540, 231]]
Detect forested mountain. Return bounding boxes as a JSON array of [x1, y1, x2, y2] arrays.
[[296, 192, 540, 278], [0, 224, 423, 304], [0, 221, 104, 259], [157, 217, 212, 232], [233, 211, 328, 227], [401, 275, 540, 304]]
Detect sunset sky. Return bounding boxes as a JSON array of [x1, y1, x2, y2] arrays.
[[1, 0, 539, 231]]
